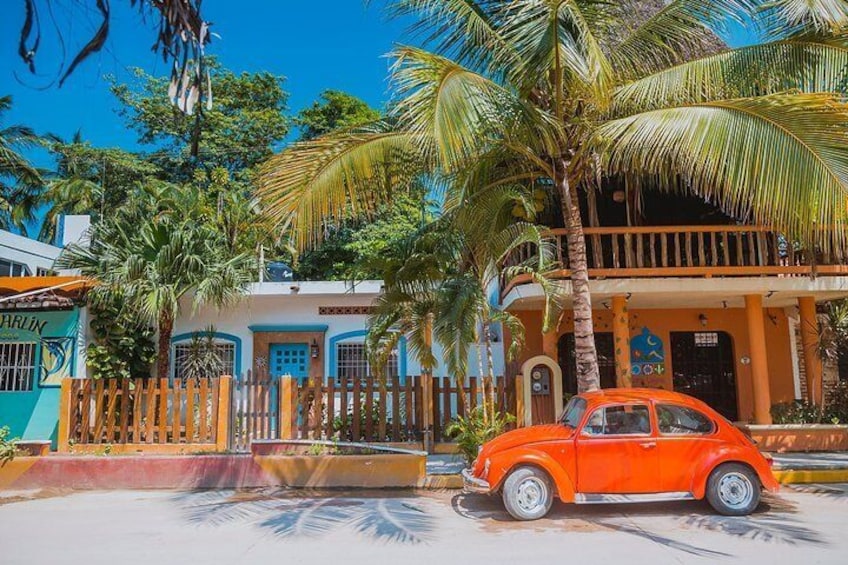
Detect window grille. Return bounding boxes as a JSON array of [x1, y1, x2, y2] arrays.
[[0, 342, 36, 391], [336, 342, 398, 381], [173, 341, 236, 380]]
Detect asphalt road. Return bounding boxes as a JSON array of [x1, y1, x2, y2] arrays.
[[1, 484, 847, 564]]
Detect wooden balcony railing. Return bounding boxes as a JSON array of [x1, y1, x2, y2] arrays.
[[503, 225, 848, 296]]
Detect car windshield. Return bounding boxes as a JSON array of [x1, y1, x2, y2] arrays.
[[560, 397, 586, 429]]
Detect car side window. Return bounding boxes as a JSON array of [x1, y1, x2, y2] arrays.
[[582, 404, 651, 436], [657, 404, 715, 435]]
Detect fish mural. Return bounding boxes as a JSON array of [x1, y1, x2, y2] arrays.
[[39, 337, 75, 386]]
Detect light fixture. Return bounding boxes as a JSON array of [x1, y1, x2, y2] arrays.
[[699, 313, 708, 327], [612, 190, 626, 203], [310, 339, 320, 359]]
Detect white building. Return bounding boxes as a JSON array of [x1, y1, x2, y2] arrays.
[[172, 280, 506, 381]]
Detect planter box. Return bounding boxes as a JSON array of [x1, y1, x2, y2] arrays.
[[739, 424, 848, 452], [251, 440, 427, 488], [14, 440, 51, 457]]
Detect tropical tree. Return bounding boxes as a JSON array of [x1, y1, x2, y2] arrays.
[[57, 182, 255, 379], [0, 95, 43, 234], [260, 0, 848, 392], [367, 186, 562, 420]]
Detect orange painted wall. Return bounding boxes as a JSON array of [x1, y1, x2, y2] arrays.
[[514, 307, 796, 422]]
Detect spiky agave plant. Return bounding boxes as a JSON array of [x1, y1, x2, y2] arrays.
[[260, 1, 848, 392]]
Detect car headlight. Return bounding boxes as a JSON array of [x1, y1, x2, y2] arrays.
[[478, 445, 484, 456], [482, 458, 491, 479]]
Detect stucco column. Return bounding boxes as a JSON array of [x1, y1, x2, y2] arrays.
[[745, 294, 772, 424], [798, 296, 823, 405], [612, 295, 632, 388]]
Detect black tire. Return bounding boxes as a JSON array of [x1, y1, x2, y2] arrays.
[[706, 463, 761, 516], [502, 466, 554, 521]]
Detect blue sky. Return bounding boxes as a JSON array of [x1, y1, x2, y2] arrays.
[[0, 1, 411, 153]]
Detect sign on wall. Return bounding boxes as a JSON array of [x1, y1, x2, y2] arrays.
[[631, 327, 666, 379], [0, 309, 79, 387]]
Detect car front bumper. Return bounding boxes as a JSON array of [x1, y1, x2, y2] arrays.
[[461, 468, 492, 494]]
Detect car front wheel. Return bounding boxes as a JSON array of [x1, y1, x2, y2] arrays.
[[706, 463, 761, 516], [502, 466, 553, 521]]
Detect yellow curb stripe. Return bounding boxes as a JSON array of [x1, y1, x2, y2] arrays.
[[773, 469, 848, 484]]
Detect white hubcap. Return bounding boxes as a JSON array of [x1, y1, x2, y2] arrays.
[[718, 472, 754, 509], [516, 478, 547, 513]]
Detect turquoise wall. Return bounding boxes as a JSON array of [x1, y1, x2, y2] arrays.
[[0, 309, 79, 448]]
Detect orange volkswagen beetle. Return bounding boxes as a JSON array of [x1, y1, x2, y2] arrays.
[[462, 389, 779, 521]]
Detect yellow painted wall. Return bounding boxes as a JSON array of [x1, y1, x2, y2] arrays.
[[514, 307, 796, 422]]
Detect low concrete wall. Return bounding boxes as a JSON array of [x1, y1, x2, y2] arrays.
[[1, 444, 428, 490], [742, 424, 848, 452]]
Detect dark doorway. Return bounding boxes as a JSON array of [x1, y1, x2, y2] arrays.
[[670, 331, 739, 421], [559, 333, 617, 401]]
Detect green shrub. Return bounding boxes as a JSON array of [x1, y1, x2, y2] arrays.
[[770, 400, 823, 424], [0, 426, 19, 466], [825, 381, 848, 424], [446, 407, 515, 466]]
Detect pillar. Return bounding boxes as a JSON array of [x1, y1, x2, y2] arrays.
[[745, 295, 772, 424], [612, 295, 632, 388], [798, 296, 823, 405]]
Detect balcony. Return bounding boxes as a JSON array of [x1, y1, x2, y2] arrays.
[[503, 225, 848, 299]]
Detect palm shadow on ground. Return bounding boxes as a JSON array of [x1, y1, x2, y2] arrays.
[[172, 489, 436, 545], [451, 492, 827, 557]]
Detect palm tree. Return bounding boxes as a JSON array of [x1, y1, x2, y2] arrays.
[[0, 95, 42, 234], [260, 1, 848, 392], [367, 186, 562, 419], [57, 182, 255, 379]]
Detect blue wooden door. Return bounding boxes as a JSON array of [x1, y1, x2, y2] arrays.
[[269, 343, 309, 381]]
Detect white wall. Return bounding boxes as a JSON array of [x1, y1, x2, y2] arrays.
[[173, 282, 506, 378], [0, 229, 61, 275]]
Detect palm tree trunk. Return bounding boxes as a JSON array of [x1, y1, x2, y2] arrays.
[[483, 319, 496, 422], [157, 310, 175, 380], [557, 161, 601, 392]]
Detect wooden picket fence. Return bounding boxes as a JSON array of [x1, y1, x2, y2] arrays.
[[57, 377, 231, 453], [282, 375, 517, 445], [230, 370, 280, 452]]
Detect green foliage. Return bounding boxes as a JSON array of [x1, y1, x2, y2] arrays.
[[86, 299, 156, 380], [0, 426, 19, 466], [110, 61, 290, 173], [0, 95, 43, 235], [40, 138, 159, 242], [332, 395, 401, 442], [57, 181, 256, 379], [178, 329, 227, 381], [820, 299, 848, 363], [446, 407, 515, 466], [771, 382, 848, 424], [296, 90, 381, 141]]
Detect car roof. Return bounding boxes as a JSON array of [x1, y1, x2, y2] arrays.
[[579, 388, 709, 409]]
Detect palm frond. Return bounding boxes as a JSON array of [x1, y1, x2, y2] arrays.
[[391, 46, 562, 171], [257, 125, 422, 249], [497, 0, 615, 108], [595, 93, 848, 249], [613, 39, 848, 115], [761, 0, 848, 36], [612, 0, 755, 78]]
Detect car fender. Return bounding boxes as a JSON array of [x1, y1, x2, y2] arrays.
[[487, 446, 577, 502], [689, 445, 777, 498]]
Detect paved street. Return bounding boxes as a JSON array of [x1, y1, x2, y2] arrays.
[[2, 484, 847, 564]]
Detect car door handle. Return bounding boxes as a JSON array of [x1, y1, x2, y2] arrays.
[[639, 442, 657, 449]]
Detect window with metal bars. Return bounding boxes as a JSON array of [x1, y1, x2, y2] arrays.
[[0, 342, 37, 391], [336, 342, 398, 381], [173, 341, 236, 380]]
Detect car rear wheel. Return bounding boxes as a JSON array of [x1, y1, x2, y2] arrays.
[[502, 466, 553, 521], [706, 463, 760, 516]]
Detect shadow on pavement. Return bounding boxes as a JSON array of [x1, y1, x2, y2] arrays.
[[451, 491, 827, 556], [172, 489, 436, 545]]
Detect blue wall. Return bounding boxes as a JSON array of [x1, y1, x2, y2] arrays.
[[0, 309, 79, 447]]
